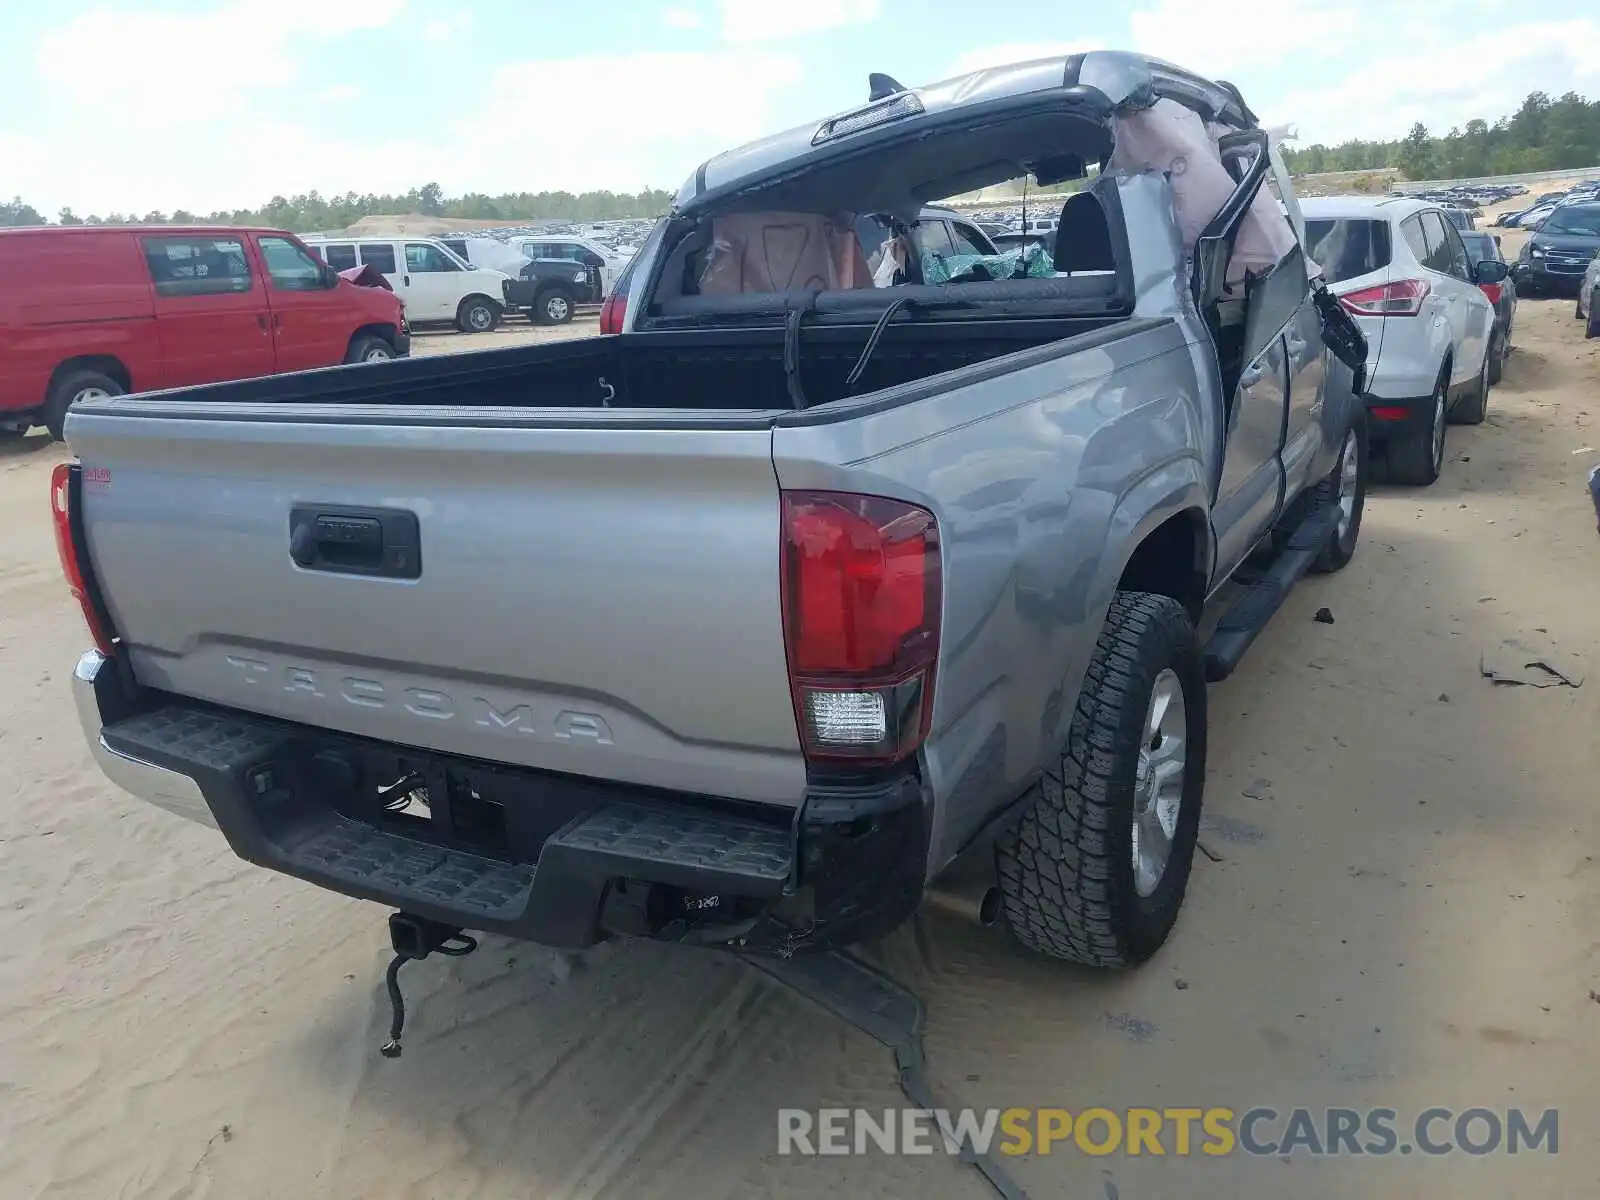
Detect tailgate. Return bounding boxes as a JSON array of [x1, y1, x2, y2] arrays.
[[67, 403, 805, 806]]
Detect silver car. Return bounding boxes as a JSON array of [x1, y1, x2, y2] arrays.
[[1302, 196, 1502, 486], [1578, 251, 1600, 339]]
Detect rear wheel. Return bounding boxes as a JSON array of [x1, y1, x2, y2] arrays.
[[996, 591, 1206, 969], [346, 334, 395, 364], [1587, 291, 1600, 340], [1310, 414, 1367, 574], [456, 296, 500, 334], [535, 287, 574, 325], [1387, 368, 1448, 486], [1451, 344, 1491, 426], [1487, 327, 1505, 385], [45, 369, 124, 442]]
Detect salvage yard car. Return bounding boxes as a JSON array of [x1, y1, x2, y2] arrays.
[[0, 224, 408, 441], [303, 235, 510, 333], [61, 52, 1370, 978], [1301, 196, 1502, 486]]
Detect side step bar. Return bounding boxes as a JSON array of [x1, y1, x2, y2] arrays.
[[1203, 503, 1339, 682]]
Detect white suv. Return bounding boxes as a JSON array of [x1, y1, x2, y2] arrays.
[[1302, 197, 1503, 486]]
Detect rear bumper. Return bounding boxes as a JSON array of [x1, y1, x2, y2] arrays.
[[73, 650, 929, 954], [1361, 393, 1434, 443]]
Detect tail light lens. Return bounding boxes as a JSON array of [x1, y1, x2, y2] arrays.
[[50, 462, 116, 655], [780, 491, 940, 765], [1339, 279, 1429, 316], [599, 291, 626, 335], [1478, 282, 1503, 304]]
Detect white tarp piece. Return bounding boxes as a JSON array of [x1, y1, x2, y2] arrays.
[[1106, 98, 1298, 283]]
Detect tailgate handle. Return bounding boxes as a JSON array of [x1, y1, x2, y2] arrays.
[[290, 505, 421, 579]]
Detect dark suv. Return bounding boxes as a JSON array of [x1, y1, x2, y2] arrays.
[[1515, 202, 1600, 297]]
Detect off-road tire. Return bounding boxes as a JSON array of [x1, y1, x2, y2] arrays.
[[1386, 366, 1448, 486], [996, 591, 1207, 969], [1310, 411, 1368, 574], [45, 369, 124, 442], [456, 295, 500, 334], [1587, 292, 1600, 340], [1487, 327, 1505, 385]]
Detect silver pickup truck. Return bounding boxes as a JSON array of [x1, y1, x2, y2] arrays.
[[63, 52, 1368, 974]]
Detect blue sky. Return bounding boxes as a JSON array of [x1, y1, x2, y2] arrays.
[[4, 0, 1597, 216]]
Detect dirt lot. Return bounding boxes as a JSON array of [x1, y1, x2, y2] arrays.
[[4, 283, 1600, 1198], [410, 314, 602, 356]]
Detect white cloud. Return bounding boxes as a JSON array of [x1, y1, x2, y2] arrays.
[[319, 84, 362, 103], [719, 0, 878, 43], [1129, 0, 1361, 77], [449, 51, 805, 192], [1270, 18, 1600, 145], [421, 12, 473, 41], [4, 46, 804, 216], [946, 42, 1102, 79], [36, 0, 404, 129], [664, 6, 703, 29]]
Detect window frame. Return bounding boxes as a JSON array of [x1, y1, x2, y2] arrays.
[[358, 242, 398, 274], [319, 243, 358, 271], [405, 241, 461, 273], [1398, 214, 1430, 268], [257, 235, 330, 292], [140, 234, 255, 298], [948, 220, 993, 257]]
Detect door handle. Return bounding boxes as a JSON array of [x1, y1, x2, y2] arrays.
[[289, 505, 421, 579], [256, 314, 268, 331], [404, 275, 412, 286]]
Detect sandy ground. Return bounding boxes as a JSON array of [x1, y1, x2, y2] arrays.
[[410, 314, 602, 355], [4, 281, 1600, 1199]]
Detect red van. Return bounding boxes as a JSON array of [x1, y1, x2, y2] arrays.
[[0, 225, 409, 440]]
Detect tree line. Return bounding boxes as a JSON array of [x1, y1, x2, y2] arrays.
[[0, 182, 675, 231], [1282, 90, 1600, 181], [5, 89, 1600, 231]]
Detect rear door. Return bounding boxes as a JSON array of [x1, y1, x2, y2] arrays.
[[140, 233, 275, 388], [402, 241, 465, 321], [1418, 210, 1477, 387], [255, 234, 353, 372], [357, 241, 409, 309]]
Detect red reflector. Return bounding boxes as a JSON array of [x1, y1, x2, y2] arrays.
[[780, 491, 940, 764], [1478, 282, 1503, 304], [1339, 279, 1429, 316], [1369, 406, 1411, 422], [51, 462, 116, 655], [599, 292, 625, 335]]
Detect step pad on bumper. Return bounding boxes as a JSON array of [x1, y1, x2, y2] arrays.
[[543, 805, 793, 896], [284, 818, 534, 921]]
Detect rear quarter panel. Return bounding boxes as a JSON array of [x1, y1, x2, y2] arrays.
[[773, 318, 1211, 872], [0, 231, 159, 411]]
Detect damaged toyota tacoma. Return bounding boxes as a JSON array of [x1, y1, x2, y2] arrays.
[[62, 52, 1369, 987]]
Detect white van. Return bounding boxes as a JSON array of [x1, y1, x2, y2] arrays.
[[303, 236, 511, 332]]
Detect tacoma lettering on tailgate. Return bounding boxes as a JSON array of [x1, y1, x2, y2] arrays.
[[223, 654, 615, 745]]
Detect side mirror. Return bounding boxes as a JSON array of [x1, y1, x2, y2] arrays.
[[1473, 259, 1510, 284]]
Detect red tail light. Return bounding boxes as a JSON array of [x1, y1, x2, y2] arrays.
[[1339, 279, 1429, 316], [1478, 282, 1503, 304], [780, 491, 940, 765], [51, 462, 116, 655], [599, 291, 626, 335]]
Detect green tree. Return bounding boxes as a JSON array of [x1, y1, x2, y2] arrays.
[[1398, 122, 1435, 180], [58, 207, 83, 225], [0, 196, 44, 226]]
